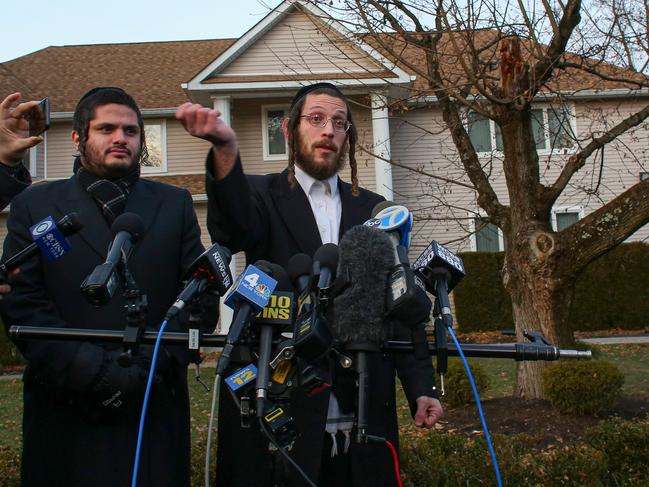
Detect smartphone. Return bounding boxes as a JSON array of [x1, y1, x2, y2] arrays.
[[25, 97, 50, 137]]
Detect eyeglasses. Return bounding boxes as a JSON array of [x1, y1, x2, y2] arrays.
[[300, 114, 352, 133]]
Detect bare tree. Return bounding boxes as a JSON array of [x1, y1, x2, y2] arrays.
[[306, 0, 649, 398]]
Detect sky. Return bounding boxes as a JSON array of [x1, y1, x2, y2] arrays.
[[0, 0, 279, 63]]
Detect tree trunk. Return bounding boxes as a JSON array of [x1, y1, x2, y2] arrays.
[[503, 229, 577, 399]]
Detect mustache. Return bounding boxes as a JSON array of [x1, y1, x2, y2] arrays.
[[105, 145, 132, 156], [313, 141, 338, 151]]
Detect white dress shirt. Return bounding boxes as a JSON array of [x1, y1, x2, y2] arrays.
[[294, 164, 342, 245], [294, 164, 352, 455]]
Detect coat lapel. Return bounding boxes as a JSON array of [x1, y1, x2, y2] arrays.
[[270, 169, 322, 256], [123, 180, 162, 247], [339, 179, 370, 236], [53, 175, 113, 259]]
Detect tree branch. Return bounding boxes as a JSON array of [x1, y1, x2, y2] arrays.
[[544, 102, 649, 207], [561, 179, 649, 272], [529, 0, 582, 95], [356, 145, 477, 190]]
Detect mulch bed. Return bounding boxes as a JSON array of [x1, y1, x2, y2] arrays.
[[410, 394, 649, 449]]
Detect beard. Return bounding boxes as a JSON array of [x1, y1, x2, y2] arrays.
[[294, 132, 347, 180], [80, 141, 141, 179]]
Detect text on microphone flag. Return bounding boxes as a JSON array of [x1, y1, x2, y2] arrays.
[[29, 216, 71, 261]]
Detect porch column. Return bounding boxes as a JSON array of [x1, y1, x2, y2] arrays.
[[370, 91, 393, 201], [213, 96, 231, 126], [212, 97, 236, 334]]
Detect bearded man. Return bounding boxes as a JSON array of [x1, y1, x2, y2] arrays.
[[177, 83, 442, 487], [1, 87, 203, 487]]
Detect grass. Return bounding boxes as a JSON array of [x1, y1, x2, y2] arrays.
[[0, 378, 21, 448]]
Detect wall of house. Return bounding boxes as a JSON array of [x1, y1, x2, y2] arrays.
[[220, 10, 383, 77], [45, 121, 75, 178], [390, 98, 649, 258], [165, 120, 212, 173]]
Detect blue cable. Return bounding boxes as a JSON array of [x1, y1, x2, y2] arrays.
[[447, 326, 503, 487], [131, 319, 168, 487]]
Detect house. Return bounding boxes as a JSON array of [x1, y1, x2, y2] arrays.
[[2, 0, 647, 278]]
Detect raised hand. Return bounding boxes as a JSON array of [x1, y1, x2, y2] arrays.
[[0, 93, 44, 165], [175, 102, 239, 179]]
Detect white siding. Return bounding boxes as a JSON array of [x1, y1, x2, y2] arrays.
[[166, 120, 212, 173], [390, 99, 649, 258], [220, 10, 384, 77], [46, 122, 75, 179]]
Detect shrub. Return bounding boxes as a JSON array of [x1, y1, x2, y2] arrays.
[[538, 445, 607, 486], [439, 358, 489, 408], [542, 360, 624, 415], [584, 417, 649, 484], [401, 433, 495, 486]]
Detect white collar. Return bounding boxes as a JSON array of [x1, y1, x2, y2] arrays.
[[294, 164, 339, 198]]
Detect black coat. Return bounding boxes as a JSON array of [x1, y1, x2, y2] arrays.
[[206, 155, 437, 487], [0, 163, 30, 210], [0, 173, 204, 487]]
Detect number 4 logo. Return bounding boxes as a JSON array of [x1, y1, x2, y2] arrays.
[[244, 273, 259, 287]]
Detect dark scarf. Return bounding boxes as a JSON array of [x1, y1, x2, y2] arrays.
[[75, 156, 140, 225]]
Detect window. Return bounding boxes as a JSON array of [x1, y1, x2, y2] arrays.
[[473, 216, 503, 252], [467, 105, 575, 154], [25, 145, 37, 177], [142, 120, 167, 174], [552, 208, 582, 231], [262, 105, 288, 161]]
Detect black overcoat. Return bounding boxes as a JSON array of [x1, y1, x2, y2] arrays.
[[206, 155, 437, 487], [0, 173, 204, 487], [0, 163, 30, 210]]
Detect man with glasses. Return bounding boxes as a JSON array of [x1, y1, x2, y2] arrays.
[[177, 83, 442, 487]]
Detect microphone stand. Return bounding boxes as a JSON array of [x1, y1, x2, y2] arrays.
[[8, 326, 592, 360], [114, 254, 148, 365], [343, 341, 380, 444]]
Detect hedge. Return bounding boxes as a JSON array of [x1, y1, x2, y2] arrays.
[[454, 242, 649, 332], [1, 418, 647, 486]]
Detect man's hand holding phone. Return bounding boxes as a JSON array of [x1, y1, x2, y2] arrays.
[[0, 92, 48, 166]]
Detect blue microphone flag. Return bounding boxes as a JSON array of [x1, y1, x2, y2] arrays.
[[29, 216, 72, 261]]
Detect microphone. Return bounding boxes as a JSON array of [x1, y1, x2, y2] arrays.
[[290, 251, 334, 367], [0, 212, 82, 276], [287, 253, 312, 302], [253, 263, 294, 417], [412, 241, 466, 386], [412, 240, 466, 295], [216, 261, 277, 375], [80, 212, 145, 306], [412, 240, 466, 327], [364, 202, 430, 327], [365, 200, 413, 249], [333, 224, 394, 443], [312, 243, 338, 307], [165, 242, 233, 320]]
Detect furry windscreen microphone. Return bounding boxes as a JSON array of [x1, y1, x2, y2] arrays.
[[333, 225, 394, 347]]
